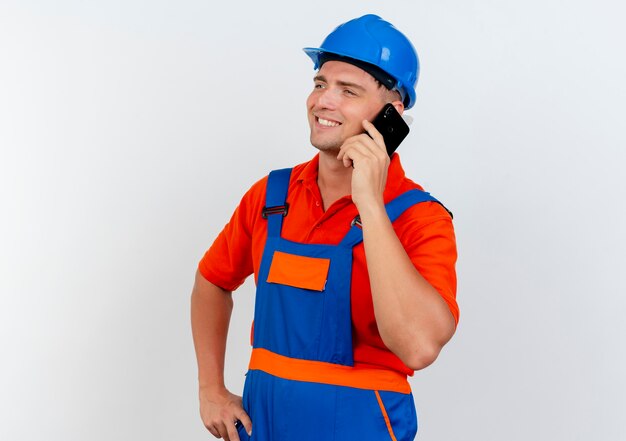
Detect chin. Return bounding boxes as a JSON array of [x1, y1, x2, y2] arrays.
[[313, 145, 341, 156], [310, 137, 342, 156]]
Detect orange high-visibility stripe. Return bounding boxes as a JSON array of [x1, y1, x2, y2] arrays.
[[248, 348, 411, 394], [375, 390, 398, 441], [266, 251, 330, 291]]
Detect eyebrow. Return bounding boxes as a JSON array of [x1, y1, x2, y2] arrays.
[[313, 75, 367, 92]]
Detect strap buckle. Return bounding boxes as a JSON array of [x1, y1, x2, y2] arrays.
[[350, 215, 362, 229], [262, 204, 289, 219]]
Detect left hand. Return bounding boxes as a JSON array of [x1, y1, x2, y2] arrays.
[[337, 119, 390, 211]]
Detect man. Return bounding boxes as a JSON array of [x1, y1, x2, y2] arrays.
[[191, 14, 458, 441]]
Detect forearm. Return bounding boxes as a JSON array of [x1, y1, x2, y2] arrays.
[[359, 204, 456, 370], [190, 270, 233, 394]]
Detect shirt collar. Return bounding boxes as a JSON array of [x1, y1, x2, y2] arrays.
[[383, 153, 407, 202], [294, 152, 407, 202], [294, 153, 320, 186]]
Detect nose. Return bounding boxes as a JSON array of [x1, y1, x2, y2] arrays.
[[314, 87, 338, 110]]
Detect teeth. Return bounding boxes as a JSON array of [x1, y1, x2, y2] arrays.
[[318, 117, 340, 127]]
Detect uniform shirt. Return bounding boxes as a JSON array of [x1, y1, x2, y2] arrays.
[[199, 153, 458, 376]]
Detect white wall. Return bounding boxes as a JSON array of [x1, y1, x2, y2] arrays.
[[1, 1, 624, 440]]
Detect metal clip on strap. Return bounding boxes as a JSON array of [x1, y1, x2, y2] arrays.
[[262, 204, 289, 219]]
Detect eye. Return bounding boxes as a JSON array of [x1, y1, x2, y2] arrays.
[[344, 89, 357, 96], [314, 83, 326, 90]]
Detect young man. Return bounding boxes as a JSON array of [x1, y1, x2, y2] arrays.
[[191, 14, 459, 441]]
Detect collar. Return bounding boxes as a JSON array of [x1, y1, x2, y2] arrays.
[[294, 153, 320, 186], [294, 153, 407, 203], [383, 153, 407, 202]]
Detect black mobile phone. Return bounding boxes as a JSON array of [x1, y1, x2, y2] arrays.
[[371, 103, 410, 156]]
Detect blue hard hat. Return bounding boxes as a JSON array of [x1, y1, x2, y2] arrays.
[[303, 14, 420, 109]]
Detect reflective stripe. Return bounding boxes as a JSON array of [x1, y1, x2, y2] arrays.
[[248, 348, 411, 394], [375, 390, 398, 441]]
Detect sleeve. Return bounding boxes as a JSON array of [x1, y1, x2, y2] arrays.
[[398, 201, 460, 325], [197, 177, 267, 291]]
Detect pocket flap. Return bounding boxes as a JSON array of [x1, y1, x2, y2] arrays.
[[266, 251, 330, 292]]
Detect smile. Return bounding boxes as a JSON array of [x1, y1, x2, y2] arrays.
[[316, 117, 341, 127]]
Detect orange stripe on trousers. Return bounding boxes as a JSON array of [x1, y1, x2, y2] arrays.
[[375, 390, 398, 441]]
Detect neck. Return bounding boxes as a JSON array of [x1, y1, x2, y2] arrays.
[[316, 151, 352, 210]]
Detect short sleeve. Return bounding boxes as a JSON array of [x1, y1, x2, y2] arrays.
[[198, 177, 268, 291], [397, 201, 459, 324]]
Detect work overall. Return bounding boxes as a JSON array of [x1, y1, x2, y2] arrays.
[[237, 168, 441, 441]]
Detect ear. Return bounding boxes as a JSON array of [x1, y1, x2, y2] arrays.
[[391, 100, 405, 115]]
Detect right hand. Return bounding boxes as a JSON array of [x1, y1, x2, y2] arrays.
[[200, 387, 252, 440]]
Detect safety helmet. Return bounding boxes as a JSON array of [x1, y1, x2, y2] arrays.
[[303, 14, 420, 109]]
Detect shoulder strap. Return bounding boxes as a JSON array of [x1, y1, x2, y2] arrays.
[[264, 168, 292, 238], [385, 189, 442, 223], [339, 189, 446, 248]]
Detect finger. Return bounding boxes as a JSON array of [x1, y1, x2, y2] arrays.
[[213, 423, 226, 439], [337, 151, 354, 168], [349, 133, 387, 161], [337, 133, 368, 159], [348, 134, 389, 170], [341, 146, 368, 168], [338, 135, 370, 155], [337, 140, 353, 165], [359, 135, 388, 161], [362, 120, 387, 152], [336, 142, 348, 161], [225, 419, 240, 441], [362, 119, 382, 142], [337, 141, 357, 167], [235, 409, 253, 437], [207, 424, 220, 438], [215, 421, 230, 441]]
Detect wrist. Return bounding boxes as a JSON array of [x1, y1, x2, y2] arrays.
[[356, 200, 387, 223], [199, 382, 227, 398]]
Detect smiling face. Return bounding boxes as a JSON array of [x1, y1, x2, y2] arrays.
[[306, 60, 392, 155]]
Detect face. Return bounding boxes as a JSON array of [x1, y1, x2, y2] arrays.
[[306, 60, 389, 154]]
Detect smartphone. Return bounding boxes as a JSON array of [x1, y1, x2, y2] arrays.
[[371, 103, 410, 156]]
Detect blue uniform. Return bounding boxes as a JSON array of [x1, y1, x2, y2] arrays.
[[237, 168, 441, 441]]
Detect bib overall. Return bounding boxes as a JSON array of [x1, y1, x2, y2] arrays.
[[237, 168, 442, 441]]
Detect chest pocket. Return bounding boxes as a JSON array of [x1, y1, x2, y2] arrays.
[[267, 251, 330, 292]]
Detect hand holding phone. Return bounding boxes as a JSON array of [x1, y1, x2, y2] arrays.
[[370, 103, 410, 156]]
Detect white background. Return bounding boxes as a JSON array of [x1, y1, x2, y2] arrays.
[[1, 1, 625, 440]]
